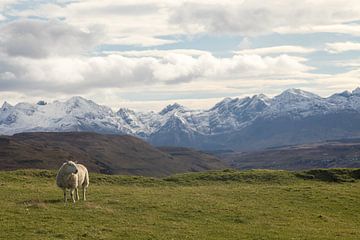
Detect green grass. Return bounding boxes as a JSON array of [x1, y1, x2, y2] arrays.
[[1, 169, 360, 239]]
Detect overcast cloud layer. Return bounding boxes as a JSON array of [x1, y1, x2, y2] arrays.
[[0, 0, 360, 110]]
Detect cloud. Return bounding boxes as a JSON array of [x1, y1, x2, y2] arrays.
[[1, 1, 359, 111], [170, 1, 360, 36], [10, 0, 181, 47], [3, 5, 356, 55], [0, 50, 313, 94], [306, 68, 360, 96], [238, 37, 252, 49], [9, 0, 360, 46], [0, 19, 101, 58], [235, 45, 315, 55], [332, 58, 360, 68], [0, 0, 19, 10], [275, 24, 360, 36], [325, 41, 360, 54], [102, 49, 209, 57], [105, 35, 177, 47]]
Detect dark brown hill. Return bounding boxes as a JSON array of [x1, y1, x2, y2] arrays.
[[158, 146, 225, 172], [0, 132, 226, 176], [221, 139, 360, 170]]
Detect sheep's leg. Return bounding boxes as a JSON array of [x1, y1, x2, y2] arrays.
[[63, 189, 67, 203], [75, 188, 80, 201], [83, 187, 87, 201], [70, 189, 75, 203]]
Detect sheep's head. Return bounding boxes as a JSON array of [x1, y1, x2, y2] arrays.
[[63, 160, 78, 174]]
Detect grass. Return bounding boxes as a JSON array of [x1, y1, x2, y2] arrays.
[[0, 169, 360, 239]]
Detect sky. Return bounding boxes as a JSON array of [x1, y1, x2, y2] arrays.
[[0, 0, 360, 111]]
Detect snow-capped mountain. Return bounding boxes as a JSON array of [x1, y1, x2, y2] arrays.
[[2, 88, 360, 151]]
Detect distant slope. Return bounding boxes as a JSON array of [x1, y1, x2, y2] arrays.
[[0, 132, 226, 176], [222, 139, 360, 170], [158, 146, 224, 172]]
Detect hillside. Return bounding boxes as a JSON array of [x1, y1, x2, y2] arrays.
[[222, 139, 360, 170], [1, 168, 360, 239], [0, 132, 226, 176], [2, 87, 360, 151]]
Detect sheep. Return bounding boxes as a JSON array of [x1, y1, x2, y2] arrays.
[[56, 161, 89, 203]]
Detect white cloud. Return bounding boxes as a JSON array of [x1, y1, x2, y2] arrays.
[[106, 35, 177, 47], [306, 68, 360, 95], [7, 0, 360, 46], [1, 0, 359, 110], [333, 58, 360, 68], [170, 1, 360, 36], [0, 2, 323, 93], [0, 19, 101, 58], [235, 45, 315, 56], [275, 24, 360, 36], [238, 37, 252, 49], [325, 41, 360, 54], [0, 0, 19, 9], [10, 0, 181, 47], [102, 49, 209, 58], [0, 50, 313, 94]]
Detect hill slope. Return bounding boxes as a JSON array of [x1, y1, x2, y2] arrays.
[[222, 139, 360, 170], [0, 132, 226, 176]]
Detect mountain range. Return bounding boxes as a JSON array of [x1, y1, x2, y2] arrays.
[[2, 87, 360, 151]]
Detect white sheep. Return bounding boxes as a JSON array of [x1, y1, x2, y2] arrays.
[[56, 161, 89, 203]]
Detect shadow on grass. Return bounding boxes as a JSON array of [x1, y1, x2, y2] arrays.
[[19, 198, 63, 207], [44, 199, 62, 204]]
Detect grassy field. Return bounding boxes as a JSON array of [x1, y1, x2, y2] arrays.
[[1, 169, 360, 240]]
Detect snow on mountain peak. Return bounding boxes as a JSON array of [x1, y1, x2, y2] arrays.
[[210, 97, 233, 111], [1, 88, 360, 139], [117, 108, 135, 115], [62, 96, 113, 116], [352, 87, 360, 95], [277, 88, 321, 99], [254, 93, 270, 100], [329, 90, 352, 99], [1, 101, 13, 110], [251, 94, 271, 104], [157, 113, 191, 132], [116, 108, 140, 127], [65, 96, 94, 106], [159, 103, 187, 115], [285, 88, 304, 94], [211, 96, 254, 112], [13, 102, 37, 116]]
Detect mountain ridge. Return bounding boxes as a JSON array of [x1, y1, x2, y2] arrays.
[[2, 87, 360, 150]]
